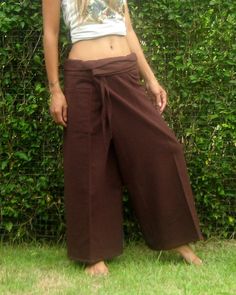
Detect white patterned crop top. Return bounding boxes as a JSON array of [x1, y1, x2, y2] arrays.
[[61, 0, 127, 44]]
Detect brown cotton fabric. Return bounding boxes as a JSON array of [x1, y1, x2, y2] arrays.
[[62, 52, 204, 264]]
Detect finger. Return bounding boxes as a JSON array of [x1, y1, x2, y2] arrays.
[[58, 115, 67, 127], [155, 93, 162, 110], [55, 110, 67, 127], [62, 105, 68, 124], [160, 91, 167, 113]]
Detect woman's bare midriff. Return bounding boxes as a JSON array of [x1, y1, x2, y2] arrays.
[[67, 35, 132, 61]]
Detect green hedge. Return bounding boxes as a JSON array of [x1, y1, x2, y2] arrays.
[[0, 0, 235, 243]]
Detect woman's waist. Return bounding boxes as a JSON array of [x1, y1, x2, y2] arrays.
[[67, 35, 131, 61]]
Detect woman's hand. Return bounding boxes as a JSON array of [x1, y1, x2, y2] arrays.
[[49, 90, 68, 127], [145, 79, 168, 114]]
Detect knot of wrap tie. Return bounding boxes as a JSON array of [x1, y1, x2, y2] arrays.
[[92, 70, 113, 153]]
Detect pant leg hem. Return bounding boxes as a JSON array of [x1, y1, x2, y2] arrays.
[[146, 235, 205, 251], [67, 249, 124, 264]]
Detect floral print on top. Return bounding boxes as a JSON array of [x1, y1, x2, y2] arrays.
[[84, 0, 125, 24]]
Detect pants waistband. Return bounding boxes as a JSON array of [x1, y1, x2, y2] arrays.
[[63, 52, 137, 74]]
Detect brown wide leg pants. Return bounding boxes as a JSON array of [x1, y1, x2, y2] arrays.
[[62, 52, 204, 263]]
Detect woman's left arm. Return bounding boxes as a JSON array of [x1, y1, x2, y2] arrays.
[[124, 1, 167, 113]]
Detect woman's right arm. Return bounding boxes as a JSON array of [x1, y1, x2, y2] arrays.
[[42, 0, 67, 127]]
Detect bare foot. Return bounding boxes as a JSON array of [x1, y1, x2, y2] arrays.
[[84, 260, 109, 276], [172, 244, 203, 265]]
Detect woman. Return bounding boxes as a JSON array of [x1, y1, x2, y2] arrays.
[[42, 0, 204, 276]]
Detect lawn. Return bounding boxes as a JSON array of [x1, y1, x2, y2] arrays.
[[0, 238, 236, 295]]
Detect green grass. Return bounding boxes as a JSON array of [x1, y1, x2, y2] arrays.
[[0, 238, 236, 295]]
